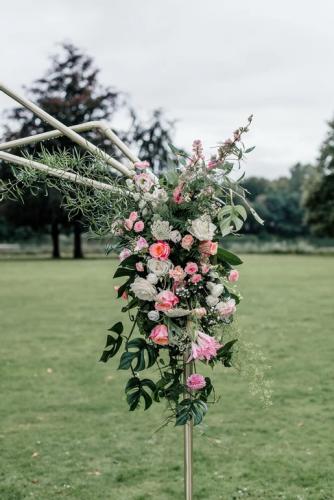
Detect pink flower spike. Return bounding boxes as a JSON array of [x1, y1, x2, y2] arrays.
[[173, 185, 184, 204], [134, 220, 144, 233], [207, 159, 219, 170], [187, 373, 206, 391], [134, 160, 150, 170]]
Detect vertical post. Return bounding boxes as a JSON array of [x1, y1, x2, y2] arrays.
[[183, 351, 193, 500]]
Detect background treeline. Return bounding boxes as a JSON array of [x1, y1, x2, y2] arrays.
[[0, 43, 333, 257]]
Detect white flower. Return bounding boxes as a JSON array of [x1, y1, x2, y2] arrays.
[[170, 230, 181, 243], [133, 193, 140, 201], [151, 219, 174, 240], [206, 282, 224, 297], [147, 273, 159, 284], [148, 310, 160, 321], [139, 200, 146, 209], [147, 258, 172, 277], [206, 295, 219, 307], [152, 188, 168, 202], [164, 308, 191, 317], [125, 178, 134, 190], [188, 215, 217, 241], [130, 277, 157, 301]]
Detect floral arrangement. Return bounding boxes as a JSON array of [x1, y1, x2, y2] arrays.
[[99, 115, 263, 426], [2, 114, 265, 426]]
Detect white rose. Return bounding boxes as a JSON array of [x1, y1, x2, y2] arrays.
[[130, 277, 157, 301], [189, 215, 217, 241], [147, 258, 172, 277], [206, 282, 224, 297], [152, 188, 168, 202], [139, 200, 146, 209], [206, 295, 219, 307], [170, 230, 181, 243], [148, 310, 160, 321], [147, 273, 159, 284]]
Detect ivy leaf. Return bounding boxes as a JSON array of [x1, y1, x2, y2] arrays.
[[99, 322, 124, 363], [125, 377, 156, 411], [118, 338, 158, 372], [217, 247, 243, 266]]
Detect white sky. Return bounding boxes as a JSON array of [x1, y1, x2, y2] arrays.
[[1, 0, 334, 178]]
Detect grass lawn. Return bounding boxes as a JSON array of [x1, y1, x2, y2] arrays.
[[0, 255, 333, 500]]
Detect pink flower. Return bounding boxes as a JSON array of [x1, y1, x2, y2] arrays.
[[185, 262, 198, 275], [119, 248, 132, 262], [114, 286, 128, 300], [135, 237, 149, 251], [192, 139, 204, 160], [173, 185, 184, 204], [199, 240, 218, 256], [129, 211, 138, 222], [135, 262, 144, 272], [188, 330, 222, 362], [155, 290, 179, 311], [201, 263, 211, 274], [169, 265, 186, 281], [124, 219, 133, 231], [134, 220, 144, 233], [192, 307, 207, 318], [181, 234, 194, 250], [187, 373, 206, 391], [216, 299, 236, 318], [228, 270, 239, 282], [191, 273, 202, 284], [149, 241, 171, 261], [207, 159, 219, 170], [149, 324, 169, 346], [134, 160, 150, 170], [134, 173, 154, 191]]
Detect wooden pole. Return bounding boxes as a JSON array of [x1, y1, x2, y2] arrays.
[[183, 352, 193, 500]]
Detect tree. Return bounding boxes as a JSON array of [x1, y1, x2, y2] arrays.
[[1, 42, 124, 257], [303, 118, 334, 237]]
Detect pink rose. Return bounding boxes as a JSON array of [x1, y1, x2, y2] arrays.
[[169, 266, 186, 281], [216, 299, 236, 318], [199, 240, 218, 256], [135, 262, 144, 272], [129, 211, 138, 222], [134, 160, 150, 170], [173, 185, 184, 204], [190, 273, 202, 284], [149, 241, 171, 261], [228, 270, 239, 282], [192, 307, 207, 318], [134, 220, 144, 233], [124, 219, 133, 231], [155, 290, 179, 311], [186, 373, 206, 391], [181, 234, 194, 250], [135, 237, 149, 251], [119, 248, 132, 262], [185, 262, 198, 275], [134, 173, 154, 191], [149, 324, 169, 346], [201, 263, 211, 274]]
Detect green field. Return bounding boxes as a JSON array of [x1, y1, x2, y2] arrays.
[[1, 256, 333, 500]]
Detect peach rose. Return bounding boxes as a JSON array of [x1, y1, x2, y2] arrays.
[[155, 290, 179, 311], [185, 262, 198, 275], [149, 324, 169, 345], [199, 240, 218, 256], [181, 234, 194, 250], [192, 307, 207, 318], [149, 241, 171, 261], [169, 266, 186, 281], [124, 219, 133, 231]]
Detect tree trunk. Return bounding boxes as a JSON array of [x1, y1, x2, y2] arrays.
[[51, 220, 61, 259], [73, 218, 84, 259]]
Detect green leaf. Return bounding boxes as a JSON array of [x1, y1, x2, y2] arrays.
[[175, 399, 208, 426], [245, 146, 256, 153], [121, 298, 138, 313], [125, 377, 156, 411], [99, 322, 124, 363], [118, 338, 158, 372], [117, 276, 135, 298], [216, 339, 238, 367], [217, 247, 243, 266]]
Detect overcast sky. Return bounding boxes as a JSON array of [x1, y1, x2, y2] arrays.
[[1, 0, 334, 178]]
